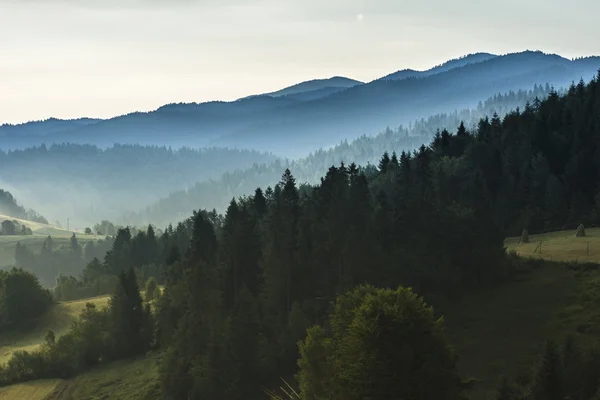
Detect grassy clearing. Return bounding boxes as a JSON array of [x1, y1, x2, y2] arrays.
[[47, 354, 161, 400], [505, 226, 600, 263], [0, 214, 81, 237], [0, 235, 102, 270], [0, 354, 161, 400], [0, 379, 62, 400], [0, 296, 110, 364], [443, 263, 583, 399], [0, 213, 104, 269]]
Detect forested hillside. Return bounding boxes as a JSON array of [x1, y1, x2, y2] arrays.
[[0, 146, 276, 228], [148, 70, 600, 399], [2, 51, 598, 157], [0, 85, 551, 230], [131, 83, 554, 227], [13, 234, 114, 288], [0, 189, 47, 224]]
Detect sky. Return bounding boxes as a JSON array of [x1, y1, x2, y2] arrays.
[[0, 0, 598, 124]]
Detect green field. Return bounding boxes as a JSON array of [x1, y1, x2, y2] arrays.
[[48, 354, 161, 400], [0, 296, 110, 364], [0, 379, 62, 400], [0, 295, 163, 400], [505, 226, 600, 263], [0, 213, 104, 270], [445, 261, 598, 399], [0, 214, 89, 237]]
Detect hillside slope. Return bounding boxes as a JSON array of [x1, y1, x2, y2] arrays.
[[47, 354, 160, 400], [130, 83, 553, 227], [0, 145, 278, 228], [0, 190, 47, 225], [444, 259, 600, 399], [265, 76, 363, 97], [0, 296, 110, 364], [0, 380, 62, 400], [379, 52, 497, 81]]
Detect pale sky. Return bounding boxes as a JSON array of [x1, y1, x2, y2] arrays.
[[0, 0, 598, 124]]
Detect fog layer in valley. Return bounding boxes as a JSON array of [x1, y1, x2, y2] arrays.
[[0, 51, 598, 228]]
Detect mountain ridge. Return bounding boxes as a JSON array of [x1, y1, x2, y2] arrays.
[[378, 52, 498, 81], [2, 50, 599, 157]]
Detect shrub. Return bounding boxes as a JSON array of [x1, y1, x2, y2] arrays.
[[295, 285, 467, 400]]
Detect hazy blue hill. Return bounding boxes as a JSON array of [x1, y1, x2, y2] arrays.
[[378, 69, 420, 81], [0, 117, 101, 138], [276, 86, 359, 102], [572, 56, 600, 68], [0, 188, 47, 224], [0, 144, 278, 227], [425, 52, 498, 74], [131, 83, 554, 226], [266, 76, 363, 97], [211, 52, 600, 155], [21, 96, 299, 149], [2, 51, 599, 157], [378, 52, 497, 81]]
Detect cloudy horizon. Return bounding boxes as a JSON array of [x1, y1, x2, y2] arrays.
[[1, 0, 599, 124]]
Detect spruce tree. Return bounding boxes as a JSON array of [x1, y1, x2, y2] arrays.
[[531, 340, 563, 400]]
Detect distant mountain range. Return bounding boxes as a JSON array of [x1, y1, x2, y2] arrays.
[[378, 52, 498, 81], [263, 76, 363, 98], [2, 50, 599, 158]]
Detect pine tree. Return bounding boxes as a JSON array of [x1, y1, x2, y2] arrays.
[[531, 340, 563, 400], [378, 152, 391, 174], [109, 269, 149, 359], [391, 151, 399, 168]]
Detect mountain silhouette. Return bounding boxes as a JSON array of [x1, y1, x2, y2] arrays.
[[2, 51, 599, 157], [378, 52, 497, 81]]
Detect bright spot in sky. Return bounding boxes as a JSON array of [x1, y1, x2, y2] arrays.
[[356, 13, 364, 22]]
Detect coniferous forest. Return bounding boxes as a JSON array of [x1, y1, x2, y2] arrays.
[[131, 83, 554, 227], [1, 72, 600, 399]]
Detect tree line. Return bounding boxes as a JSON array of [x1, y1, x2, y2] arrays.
[[0, 220, 33, 236], [0, 189, 47, 224], [15, 234, 113, 289]]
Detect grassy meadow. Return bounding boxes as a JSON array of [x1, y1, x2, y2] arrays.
[[0, 213, 104, 270], [0, 296, 110, 365], [48, 354, 161, 400], [0, 294, 161, 400], [505, 226, 600, 263], [445, 261, 599, 399], [0, 354, 160, 400], [0, 379, 62, 400]]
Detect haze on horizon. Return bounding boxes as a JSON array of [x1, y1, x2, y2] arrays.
[[1, 0, 599, 124]]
